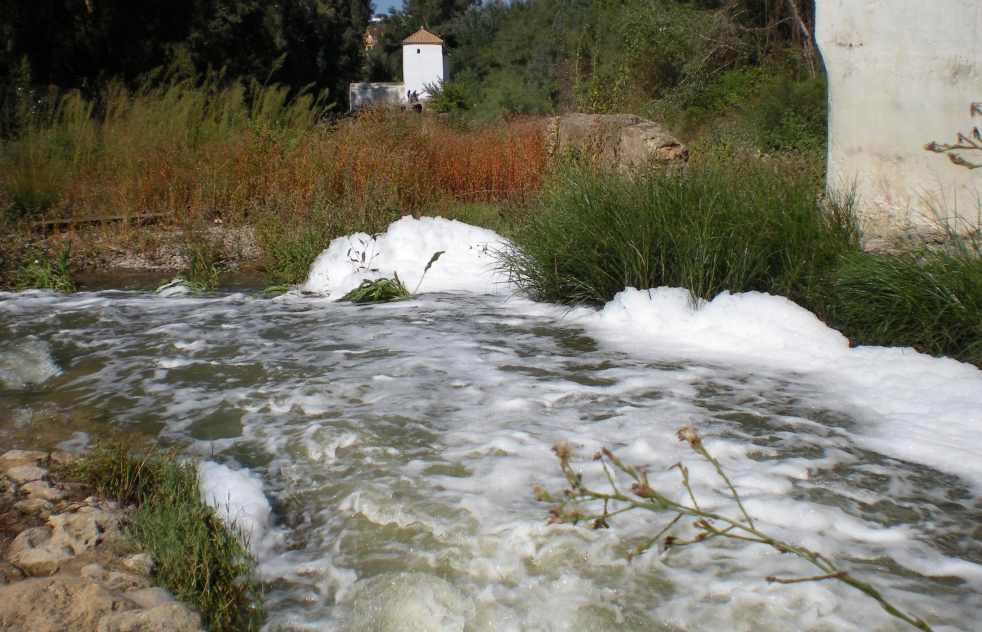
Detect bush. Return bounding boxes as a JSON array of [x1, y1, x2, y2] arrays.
[[502, 162, 858, 306]]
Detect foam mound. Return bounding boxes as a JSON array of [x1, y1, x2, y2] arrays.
[[301, 216, 508, 297], [198, 461, 272, 553]]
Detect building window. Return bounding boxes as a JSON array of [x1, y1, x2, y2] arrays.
[[417, 49, 420, 54]]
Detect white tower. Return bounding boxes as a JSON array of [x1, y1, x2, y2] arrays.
[[402, 28, 450, 100]]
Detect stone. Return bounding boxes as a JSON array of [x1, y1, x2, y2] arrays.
[[0, 450, 46, 473], [50, 508, 121, 553], [0, 575, 137, 632], [21, 480, 66, 502], [98, 601, 204, 632], [124, 586, 175, 609], [0, 561, 24, 585], [6, 526, 73, 576], [48, 451, 76, 467], [81, 563, 149, 592], [121, 552, 154, 575], [544, 113, 688, 170], [14, 497, 53, 515], [5, 464, 47, 485]]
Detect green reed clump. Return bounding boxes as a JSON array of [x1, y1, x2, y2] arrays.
[[502, 163, 858, 306], [60, 442, 264, 632], [826, 230, 982, 366], [14, 241, 75, 292], [338, 274, 411, 303]]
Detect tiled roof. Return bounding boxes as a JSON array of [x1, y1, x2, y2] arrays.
[[402, 28, 444, 44]]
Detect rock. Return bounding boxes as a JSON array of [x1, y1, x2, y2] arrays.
[[14, 497, 53, 515], [0, 562, 24, 585], [21, 480, 66, 502], [6, 464, 47, 485], [0, 450, 46, 473], [50, 507, 122, 553], [6, 526, 73, 576], [121, 552, 154, 575], [544, 113, 688, 169], [48, 452, 76, 467], [81, 563, 149, 592], [98, 601, 204, 632], [0, 575, 137, 632], [124, 586, 175, 609]]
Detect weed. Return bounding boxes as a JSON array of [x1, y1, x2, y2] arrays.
[[14, 241, 75, 292], [59, 442, 264, 631], [337, 274, 411, 303], [536, 427, 934, 632]]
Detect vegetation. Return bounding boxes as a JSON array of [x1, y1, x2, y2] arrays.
[[11, 241, 75, 292], [60, 442, 264, 632], [337, 275, 412, 302], [536, 427, 935, 631]]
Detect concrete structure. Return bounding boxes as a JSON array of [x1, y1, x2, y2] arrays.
[[402, 29, 450, 99], [349, 82, 405, 110], [816, 0, 982, 245], [349, 28, 450, 111]]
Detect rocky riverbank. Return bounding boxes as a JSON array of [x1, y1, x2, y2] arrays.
[[0, 450, 204, 632]]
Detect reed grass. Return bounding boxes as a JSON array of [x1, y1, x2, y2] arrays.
[[502, 161, 858, 306], [59, 442, 264, 632]]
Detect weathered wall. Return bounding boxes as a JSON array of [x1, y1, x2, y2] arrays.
[[349, 82, 405, 111], [816, 0, 982, 244], [403, 43, 445, 97]]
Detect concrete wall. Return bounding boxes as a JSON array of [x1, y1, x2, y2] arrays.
[[816, 0, 982, 244], [349, 82, 405, 111], [403, 43, 445, 98]]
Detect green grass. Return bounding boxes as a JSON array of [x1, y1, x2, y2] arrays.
[[502, 163, 982, 368], [13, 241, 75, 292], [826, 231, 982, 366], [59, 442, 264, 632], [503, 162, 857, 306]]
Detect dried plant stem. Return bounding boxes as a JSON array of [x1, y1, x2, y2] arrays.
[[534, 429, 935, 632]]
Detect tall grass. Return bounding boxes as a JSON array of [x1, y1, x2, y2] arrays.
[[826, 229, 982, 366], [503, 162, 858, 306], [60, 442, 264, 632], [504, 164, 982, 367]]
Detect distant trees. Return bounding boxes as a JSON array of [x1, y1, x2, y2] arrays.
[[0, 0, 372, 103]]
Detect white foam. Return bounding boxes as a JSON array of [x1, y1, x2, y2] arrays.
[[301, 216, 508, 297], [582, 286, 982, 487], [0, 338, 61, 389], [198, 461, 273, 554]]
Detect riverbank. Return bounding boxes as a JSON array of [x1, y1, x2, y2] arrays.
[[0, 446, 263, 632]]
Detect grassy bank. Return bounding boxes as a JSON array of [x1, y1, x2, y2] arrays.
[[503, 164, 982, 368], [0, 74, 547, 288], [60, 442, 263, 632]]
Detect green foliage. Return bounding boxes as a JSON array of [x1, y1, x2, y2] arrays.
[[537, 428, 936, 632], [826, 232, 982, 366], [337, 274, 411, 303], [0, 0, 371, 110], [60, 442, 265, 632], [503, 162, 857, 306], [179, 224, 234, 291], [14, 242, 75, 293], [423, 79, 474, 113]]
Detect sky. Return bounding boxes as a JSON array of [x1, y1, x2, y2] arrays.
[[373, 0, 402, 16]]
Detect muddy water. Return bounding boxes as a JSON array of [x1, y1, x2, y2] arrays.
[[1, 289, 979, 631]]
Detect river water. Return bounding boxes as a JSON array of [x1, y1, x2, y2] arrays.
[[1, 288, 981, 632]]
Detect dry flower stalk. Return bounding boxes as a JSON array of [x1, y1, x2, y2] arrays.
[[533, 427, 935, 632]]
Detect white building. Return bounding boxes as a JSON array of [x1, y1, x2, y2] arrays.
[[349, 27, 450, 110], [402, 28, 450, 99]]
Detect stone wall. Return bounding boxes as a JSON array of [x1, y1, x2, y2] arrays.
[[349, 82, 406, 111], [816, 0, 982, 245]]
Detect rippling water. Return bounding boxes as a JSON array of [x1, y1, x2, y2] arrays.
[[1, 290, 979, 632]]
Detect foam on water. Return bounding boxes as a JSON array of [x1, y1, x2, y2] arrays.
[[301, 216, 506, 297], [198, 461, 276, 554], [2, 220, 982, 631]]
